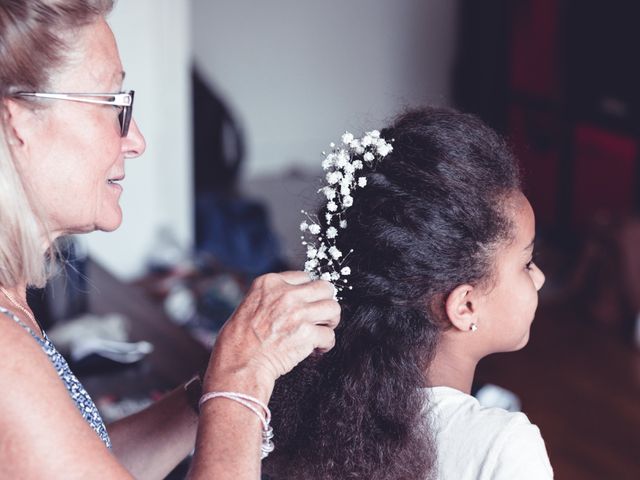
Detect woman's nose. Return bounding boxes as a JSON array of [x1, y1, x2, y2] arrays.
[[123, 119, 146, 158]]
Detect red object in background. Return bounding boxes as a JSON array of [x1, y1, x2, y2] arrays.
[[509, 0, 560, 99], [508, 105, 562, 227], [571, 124, 637, 227]]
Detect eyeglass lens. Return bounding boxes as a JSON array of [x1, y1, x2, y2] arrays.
[[119, 91, 135, 137]]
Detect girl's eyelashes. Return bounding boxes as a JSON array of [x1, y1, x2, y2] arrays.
[[525, 251, 539, 271]]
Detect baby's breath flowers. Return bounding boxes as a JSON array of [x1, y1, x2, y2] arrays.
[[300, 129, 393, 297]]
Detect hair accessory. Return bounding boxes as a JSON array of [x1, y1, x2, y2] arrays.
[[199, 391, 274, 459], [300, 130, 393, 297], [469, 323, 478, 332]]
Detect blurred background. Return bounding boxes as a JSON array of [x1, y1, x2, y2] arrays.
[[30, 0, 640, 478]]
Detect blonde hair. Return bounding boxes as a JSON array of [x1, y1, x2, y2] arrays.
[[0, 0, 114, 288]]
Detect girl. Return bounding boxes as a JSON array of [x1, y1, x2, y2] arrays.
[[265, 107, 553, 479]]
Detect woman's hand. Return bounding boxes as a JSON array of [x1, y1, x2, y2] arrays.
[[203, 271, 340, 400]]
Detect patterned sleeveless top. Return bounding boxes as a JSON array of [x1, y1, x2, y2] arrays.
[[0, 307, 112, 448]]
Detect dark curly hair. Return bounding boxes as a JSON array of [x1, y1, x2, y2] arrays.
[[264, 107, 521, 479]]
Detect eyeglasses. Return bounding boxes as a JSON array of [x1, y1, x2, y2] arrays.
[[13, 90, 135, 137]]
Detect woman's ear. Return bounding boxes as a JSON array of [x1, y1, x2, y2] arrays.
[[444, 284, 479, 332], [3, 98, 34, 151]]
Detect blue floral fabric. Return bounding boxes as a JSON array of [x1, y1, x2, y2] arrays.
[[0, 307, 111, 448]]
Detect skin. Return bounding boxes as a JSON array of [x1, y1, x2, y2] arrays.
[[0, 19, 340, 480], [429, 191, 546, 394], [7, 21, 145, 236]]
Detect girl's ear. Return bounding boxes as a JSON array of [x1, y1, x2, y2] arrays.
[[444, 284, 480, 332]]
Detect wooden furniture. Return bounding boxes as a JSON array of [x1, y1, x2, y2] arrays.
[[78, 260, 209, 399]]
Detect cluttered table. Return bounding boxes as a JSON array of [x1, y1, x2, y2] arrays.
[[77, 260, 210, 413]]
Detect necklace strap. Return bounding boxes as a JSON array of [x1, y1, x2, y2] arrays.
[[0, 286, 43, 335]]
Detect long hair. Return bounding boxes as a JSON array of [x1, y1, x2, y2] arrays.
[[0, 0, 114, 288], [265, 107, 521, 479]]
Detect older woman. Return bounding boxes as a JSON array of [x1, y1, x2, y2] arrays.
[[0, 1, 339, 478]]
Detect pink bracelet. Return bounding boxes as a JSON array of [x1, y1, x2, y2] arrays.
[[199, 391, 274, 459]]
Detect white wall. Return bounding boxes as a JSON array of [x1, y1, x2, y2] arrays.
[[192, 0, 460, 178], [84, 0, 193, 280], [192, 0, 460, 263]]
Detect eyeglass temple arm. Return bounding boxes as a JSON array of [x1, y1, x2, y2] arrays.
[[16, 92, 132, 106]]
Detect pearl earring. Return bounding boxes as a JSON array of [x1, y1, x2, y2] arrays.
[[469, 323, 478, 332]]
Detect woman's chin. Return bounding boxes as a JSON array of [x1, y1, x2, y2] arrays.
[[94, 208, 123, 233], [97, 218, 123, 232]]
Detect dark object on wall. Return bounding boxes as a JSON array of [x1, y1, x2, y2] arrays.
[[509, 0, 562, 101], [192, 66, 244, 193], [192, 66, 284, 275], [564, 0, 640, 225], [508, 105, 564, 227], [455, 0, 640, 231], [565, 0, 640, 132], [453, 0, 510, 133]]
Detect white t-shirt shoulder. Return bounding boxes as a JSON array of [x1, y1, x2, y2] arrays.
[[424, 386, 553, 480]]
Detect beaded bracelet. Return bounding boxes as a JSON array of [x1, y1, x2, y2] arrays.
[[199, 391, 275, 459]]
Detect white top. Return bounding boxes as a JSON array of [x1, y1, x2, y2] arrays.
[[424, 386, 554, 480]]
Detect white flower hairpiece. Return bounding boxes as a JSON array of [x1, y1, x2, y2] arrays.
[[300, 129, 393, 297]]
